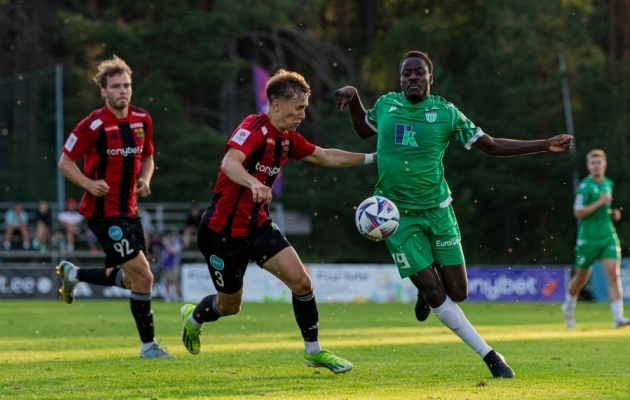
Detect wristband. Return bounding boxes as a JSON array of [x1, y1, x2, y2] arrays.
[[363, 154, 374, 164]]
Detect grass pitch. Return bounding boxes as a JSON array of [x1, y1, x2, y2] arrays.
[[1, 300, 628, 399]]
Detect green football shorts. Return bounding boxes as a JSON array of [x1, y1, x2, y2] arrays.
[[385, 204, 465, 278], [574, 236, 620, 268]]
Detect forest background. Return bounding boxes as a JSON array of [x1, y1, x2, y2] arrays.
[[2, 0, 630, 265]]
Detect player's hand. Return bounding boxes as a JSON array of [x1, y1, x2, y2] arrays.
[[598, 193, 612, 205], [135, 177, 151, 197], [250, 181, 272, 205], [85, 179, 110, 197], [547, 134, 573, 152], [334, 86, 357, 111], [611, 208, 621, 222]]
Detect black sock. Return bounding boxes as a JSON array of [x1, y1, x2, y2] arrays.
[[193, 294, 223, 324], [129, 292, 154, 343], [292, 291, 319, 342], [77, 267, 124, 288]]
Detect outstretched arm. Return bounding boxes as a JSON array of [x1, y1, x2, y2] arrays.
[[301, 147, 377, 168], [472, 133, 572, 156], [334, 86, 377, 139]]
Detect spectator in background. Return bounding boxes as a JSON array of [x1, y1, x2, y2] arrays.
[[147, 232, 163, 264], [58, 198, 83, 252], [3, 202, 30, 250], [182, 205, 201, 249], [161, 230, 182, 302], [33, 200, 52, 251], [138, 207, 154, 247]]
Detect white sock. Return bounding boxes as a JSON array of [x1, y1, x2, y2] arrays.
[[68, 267, 79, 283], [141, 341, 158, 351], [564, 293, 578, 309], [610, 300, 624, 322], [304, 340, 321, 355], [431, 296, 492, 358], [188, 313, 202, 329]]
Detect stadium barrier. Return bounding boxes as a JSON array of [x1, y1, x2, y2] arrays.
[[180, 264, 570, 304], [0, 263, 578, 302]]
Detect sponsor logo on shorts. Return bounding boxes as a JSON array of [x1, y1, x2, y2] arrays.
[[108, 226, 123, 241], [435, 238, 461, 247], [255, 162, 281, 177], [209, 254, 224, 271], [107, 146, 143, 156]]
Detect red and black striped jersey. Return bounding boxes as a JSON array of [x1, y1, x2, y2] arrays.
[[208, 113, 315, 237], [62, 105, 154, 218]]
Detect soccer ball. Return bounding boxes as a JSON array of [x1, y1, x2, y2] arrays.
[[355, 196, 400, 241]]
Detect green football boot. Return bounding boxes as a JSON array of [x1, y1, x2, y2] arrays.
[[303, 349, 353, 374], [181, 304, 202, 355]]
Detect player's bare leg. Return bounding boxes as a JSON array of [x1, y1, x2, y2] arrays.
[[263, 247, 353, 374], [415, 264, 441, 322], [410, 266, 514, 378], [562, 267, 592, 329], [601, 258, 630, 328]]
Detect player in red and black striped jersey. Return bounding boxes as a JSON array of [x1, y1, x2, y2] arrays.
[[56, 56, 173, 359], [180, 69, 376, 374]]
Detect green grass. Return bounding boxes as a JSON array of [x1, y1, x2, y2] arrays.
[[1, 300, 629, 399]]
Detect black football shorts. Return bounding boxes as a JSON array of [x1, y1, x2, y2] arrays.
[[197, 218, 291, 295], [88, 216, 147, 267]]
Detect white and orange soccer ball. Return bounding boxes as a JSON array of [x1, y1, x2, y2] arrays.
[[355, 196, 400, 241]]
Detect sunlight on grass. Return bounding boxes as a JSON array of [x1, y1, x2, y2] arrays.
[[3, 323, 627, 364], [2, 302, 628, 399]]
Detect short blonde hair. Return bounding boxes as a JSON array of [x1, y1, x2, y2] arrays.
[[265, 69, 311, 102], [586, 149, 606, 161], [93, 55, 132, 88]]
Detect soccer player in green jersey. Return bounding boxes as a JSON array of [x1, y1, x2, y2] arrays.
[[561, 149, 629, 329], [335, 51, 572, 378]]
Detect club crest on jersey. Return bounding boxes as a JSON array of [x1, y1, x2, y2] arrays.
[[108, 226, 123, 241], [133, 128, 145, 138], [425, 111, 437, 123], [282, 139, 290, 158]]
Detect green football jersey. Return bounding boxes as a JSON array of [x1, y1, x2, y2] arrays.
[[366, 93, 483, 210], [574, 176, 617, 241]]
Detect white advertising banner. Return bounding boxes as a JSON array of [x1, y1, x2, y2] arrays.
[[181, 263, 417, 303], [309, 264, 417, 303]]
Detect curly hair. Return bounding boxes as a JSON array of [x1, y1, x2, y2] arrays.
[[93, 55, 132, 88]]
